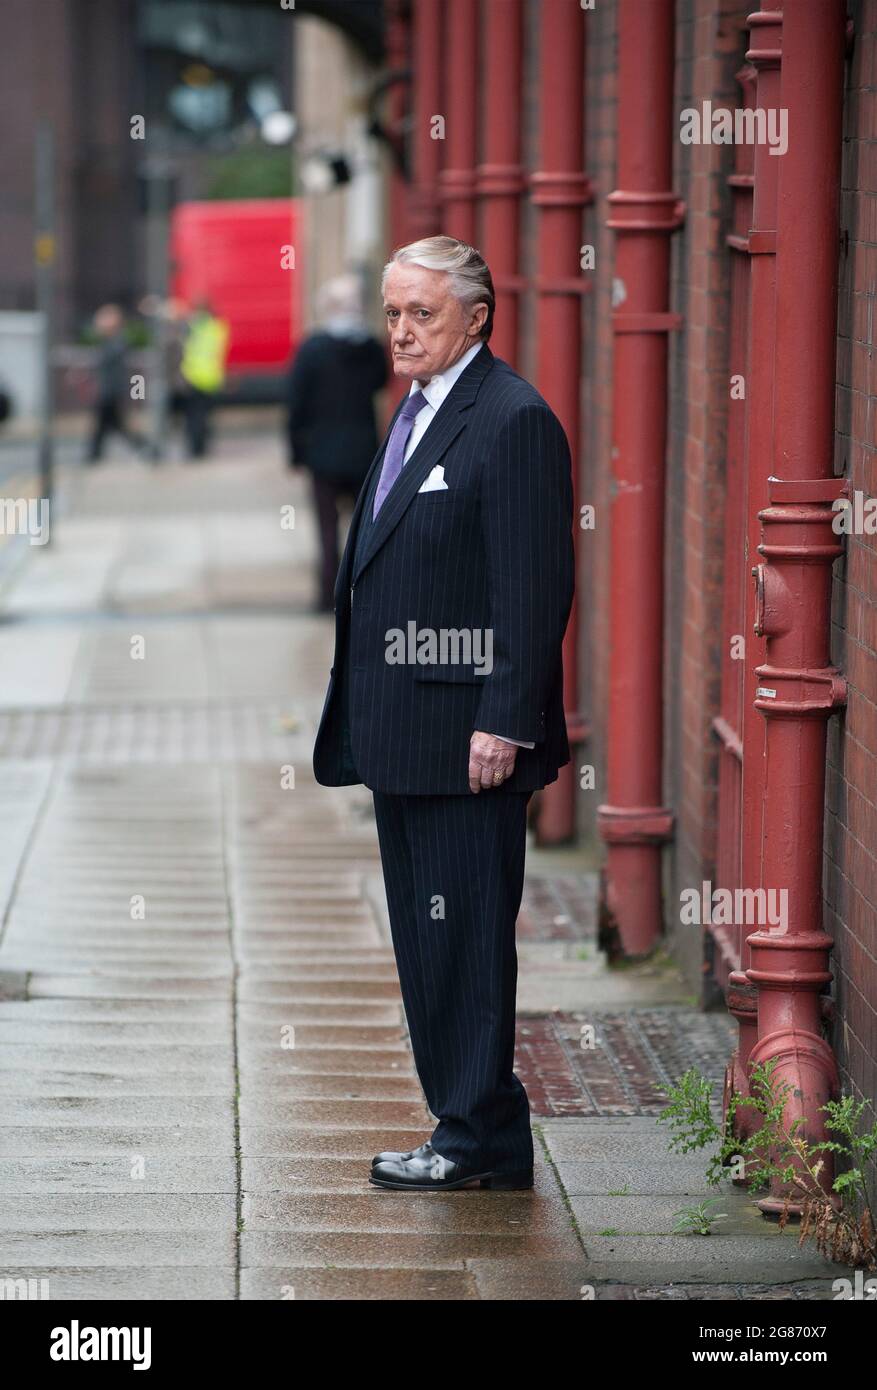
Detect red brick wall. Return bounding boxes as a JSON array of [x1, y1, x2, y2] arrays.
[[575, 0, 750, 987], [663, 0, 751, 989], [825, 0, 877, 1117], [571, 0, 877, 1122], [499, 0, 877, 1123]]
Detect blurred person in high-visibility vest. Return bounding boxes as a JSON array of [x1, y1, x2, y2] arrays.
[[180, 300, 229, 459]]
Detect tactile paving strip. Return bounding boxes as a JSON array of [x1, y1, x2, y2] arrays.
[[0, 703, 308, 762]]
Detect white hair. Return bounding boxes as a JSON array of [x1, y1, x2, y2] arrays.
[[381, 236, 495, 340]]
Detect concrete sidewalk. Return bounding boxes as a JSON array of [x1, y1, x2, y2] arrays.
[[0, 432, 840, 1300]]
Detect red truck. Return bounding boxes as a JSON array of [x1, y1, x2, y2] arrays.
[[169, 198, 301, 402]]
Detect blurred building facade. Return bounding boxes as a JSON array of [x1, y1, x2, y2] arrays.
[[293, 13, 387, 335], [0, 0, 295, 339], [0, 0, 142, 339]]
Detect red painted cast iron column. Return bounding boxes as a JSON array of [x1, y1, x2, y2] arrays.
[[596, 0, 682, 954], [411, 0, 443, 238], [439, 0, 478, 245], [711, 57, 755, 985], [724, 3, 783, 1151], [383, 0, 415, 414], [746, 0, 847, 1216], [530, 0, 591, 844], [476, 0, 525, 367], [386, 0, 414, 254]]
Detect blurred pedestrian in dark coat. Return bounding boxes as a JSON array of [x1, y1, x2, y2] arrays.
[[287, 275, 388, 612], [86, 304, 143, 462]]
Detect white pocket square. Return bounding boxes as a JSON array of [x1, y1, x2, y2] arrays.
[[418, 465, 449, 493]]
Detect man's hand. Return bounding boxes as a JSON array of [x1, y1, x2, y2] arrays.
[[468, 731, 518, 794]]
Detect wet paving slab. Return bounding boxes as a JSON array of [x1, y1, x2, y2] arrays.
[[0, 1266, 236, 1299], [240, 1266, 479, 1300], [0, 1155, 238, 1195]]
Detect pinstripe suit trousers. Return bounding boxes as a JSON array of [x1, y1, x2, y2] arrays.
[[371, 788, 534, 1174]]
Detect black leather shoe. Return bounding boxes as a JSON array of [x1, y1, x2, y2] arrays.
[[371, 1139, 433, 1168], [369, 1146, 533, 1191]]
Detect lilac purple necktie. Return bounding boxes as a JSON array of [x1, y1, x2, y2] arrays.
[[372, 388, 425, 519]]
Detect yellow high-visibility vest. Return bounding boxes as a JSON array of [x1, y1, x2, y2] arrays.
[[181, 314, 230, 393]]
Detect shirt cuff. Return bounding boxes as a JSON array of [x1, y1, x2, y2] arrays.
[[492, 733, 536, 749]]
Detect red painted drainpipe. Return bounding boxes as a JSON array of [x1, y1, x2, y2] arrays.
[[712, 56, 755, 980], [439, 0, 478, 246], [530, 0, 591, 845], [746, 0, 848, 1216], [410, 0, 443, 239], [476, 0, 525, 368], [724, 3, 784, 1154], [596, 0, 682, 955], [383, 0, 415, 415], [385, 0, 411, 254]]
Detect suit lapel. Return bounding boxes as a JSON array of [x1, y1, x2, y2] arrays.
[[351, 344, 495, 585], [335, 393, 406, 598]]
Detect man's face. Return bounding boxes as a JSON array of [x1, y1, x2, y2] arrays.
[[382, 263, 487, 383]]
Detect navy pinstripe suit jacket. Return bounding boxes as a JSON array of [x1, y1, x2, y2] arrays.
[[312, 342, 575, 795]]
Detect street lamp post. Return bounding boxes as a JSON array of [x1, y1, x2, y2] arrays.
[[142, 140, 174, 462], [34, 121, 56, 529]]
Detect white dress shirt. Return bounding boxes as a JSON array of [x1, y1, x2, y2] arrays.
[[403, 339, 483, 462], [402, 341, 535, 751]]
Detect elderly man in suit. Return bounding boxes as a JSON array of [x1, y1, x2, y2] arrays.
[[313, 235, 574, 1192]]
